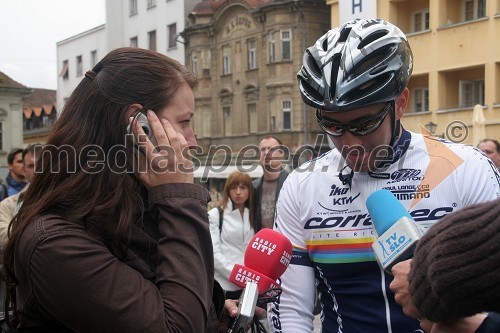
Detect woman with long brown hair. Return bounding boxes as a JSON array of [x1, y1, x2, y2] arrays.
[[2, 48, 225, 332], [208, 171, 255, 300]]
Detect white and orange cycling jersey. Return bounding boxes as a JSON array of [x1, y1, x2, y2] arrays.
[[269, 129, 500, 333]]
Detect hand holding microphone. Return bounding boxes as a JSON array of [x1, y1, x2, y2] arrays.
[[366, 189, 422, 273], [227, 229, 292, 333]]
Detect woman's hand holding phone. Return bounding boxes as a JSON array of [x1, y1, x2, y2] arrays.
[[131, 110, 193, 188]]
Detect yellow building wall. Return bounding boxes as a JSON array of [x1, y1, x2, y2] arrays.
[[325, 0, 500, 145]]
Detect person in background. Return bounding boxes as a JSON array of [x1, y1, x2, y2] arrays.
[[269, 18, 499, 333], [208, 170, 254, 300], [207, 185, 222, 210], [253, 136, 288, 231], [0, 148, 27, 201], [0, 143, 40, 315], [2, 47, 229, 332], [390, 198, 500, 333], [477, 138, 500, 169], [0, 144, 43, 247]]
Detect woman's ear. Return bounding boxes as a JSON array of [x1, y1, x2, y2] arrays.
[[124, 104, 143, 125]]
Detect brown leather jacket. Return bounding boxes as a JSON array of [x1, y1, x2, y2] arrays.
[[13, 183, 223, 332]]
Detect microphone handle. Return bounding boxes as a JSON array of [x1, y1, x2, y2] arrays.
[[227, 281, 259, 333]]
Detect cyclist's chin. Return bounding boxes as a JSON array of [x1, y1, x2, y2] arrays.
[[344, 154, 371, 172]]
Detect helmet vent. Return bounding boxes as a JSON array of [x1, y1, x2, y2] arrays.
[[304, 51, 322, 78], [349, 51, 386, 80], [358, 30, 389, 49], [343, 73, 392, 103], [330, 54, 341, 99], [338, 27, 351, 43], [300, 80, 324, 105], [370, 64, 388, 75], [321, 38, 329, 51]]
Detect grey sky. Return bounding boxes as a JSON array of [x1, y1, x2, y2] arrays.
[[0, 0, 105, 90]]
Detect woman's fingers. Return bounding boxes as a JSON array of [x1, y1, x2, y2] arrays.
[[131, 110, 193, 186]]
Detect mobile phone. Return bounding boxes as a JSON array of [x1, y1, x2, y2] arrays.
[[127, 111, 158, 147], [227, 281, 259, 333]]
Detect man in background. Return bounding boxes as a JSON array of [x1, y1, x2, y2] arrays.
[[0, 144, 42, 247], [0, 148, 27, 201], [478, 138, 500, 169], [253, 136, 289, 231], [207, 185, 222, 210]]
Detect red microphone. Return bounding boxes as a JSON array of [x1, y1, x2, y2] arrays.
[[229, 229, 292, 297]]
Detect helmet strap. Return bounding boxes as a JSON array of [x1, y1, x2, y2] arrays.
[[389, 100, 401, 147], [373, 100, 401, 170]]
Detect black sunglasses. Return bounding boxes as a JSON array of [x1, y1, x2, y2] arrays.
[[316, 102, 392, 137]]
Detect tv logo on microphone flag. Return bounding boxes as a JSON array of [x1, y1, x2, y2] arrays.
[[366, 189, 422, 272], [372, 216, 419, 267]]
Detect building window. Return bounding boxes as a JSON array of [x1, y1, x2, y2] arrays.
[[248, 103, 257, 133], [282, 100, 291, 130], [412, 10, 430, 32], [269, 31, 275, 63], [148, 30, 157, 51], [223, 46, 231, 75], [60, 60, 69, 80], [459, 80, 484, 107], [130, 36, 138, 47], [168, 23, 177, 49], [201, 49, 211, 77], [129, 0, 137, 15], [248, 39, 256, 70], [413, 88, 429, 112], [281, 30, 291, 61], [191, 53, 198, 76], [147, 0, 156, 9], [463, 0, 486, 21], [76, 55, 83, 77], [270, 116, 276, 131], [90, 50, 97, 67], [223, 106, 231, 135]]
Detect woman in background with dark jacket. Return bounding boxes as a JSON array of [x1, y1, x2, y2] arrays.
[[2, 48, 225, 332]]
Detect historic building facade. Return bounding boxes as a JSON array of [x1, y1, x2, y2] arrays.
[[183, 0, 331, 167]]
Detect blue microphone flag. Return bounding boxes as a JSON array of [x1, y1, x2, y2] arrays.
[[366, 189, 412, 236]]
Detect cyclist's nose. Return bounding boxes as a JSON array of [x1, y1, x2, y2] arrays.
[[340, 130, 364, 147]]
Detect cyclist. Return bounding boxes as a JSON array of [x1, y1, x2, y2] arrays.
[[268, 18, 500, 333]]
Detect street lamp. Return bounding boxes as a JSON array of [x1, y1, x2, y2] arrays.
[[425, 121, 437, 135]]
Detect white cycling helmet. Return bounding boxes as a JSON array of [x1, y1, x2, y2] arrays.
[[297, 18, 413, 112]]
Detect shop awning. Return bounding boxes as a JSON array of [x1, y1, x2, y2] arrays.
[[193, 164, 263, 179]]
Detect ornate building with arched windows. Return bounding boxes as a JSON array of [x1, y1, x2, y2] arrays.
[[182, 0, 331, 168]]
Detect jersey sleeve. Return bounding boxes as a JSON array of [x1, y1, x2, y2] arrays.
[[269, 173, 317, 333], [457, 147, 500, 205]]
